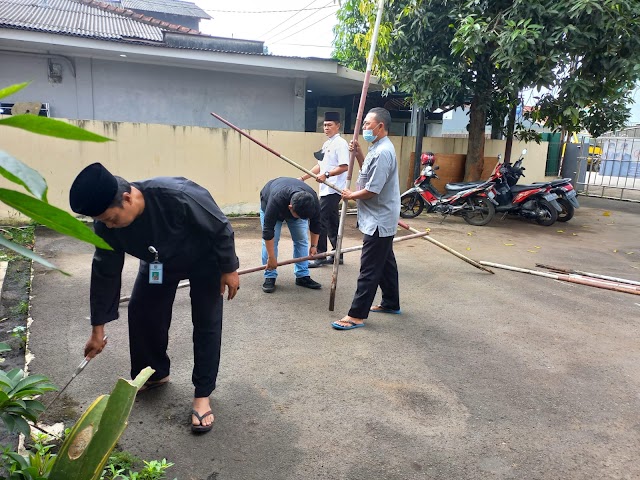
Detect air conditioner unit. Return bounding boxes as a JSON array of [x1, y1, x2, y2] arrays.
[[0, 102, 50, 117]]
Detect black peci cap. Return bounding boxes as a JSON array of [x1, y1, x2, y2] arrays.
[[69, 162, 118, 217], [324, 111, 340, 123]]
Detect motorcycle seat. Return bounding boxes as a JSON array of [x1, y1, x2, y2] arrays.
[[445, 181, 483, 191], [510, 184, 542, 192], [531, 179, 571, 187]]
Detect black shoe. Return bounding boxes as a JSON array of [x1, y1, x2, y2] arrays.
[[308, 259, 325, 268], [324, 256, 344, 265], [262, 278, 276, 293], [295, 276, 322, 289]]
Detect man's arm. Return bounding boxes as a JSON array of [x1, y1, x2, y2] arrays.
[[349, 140, 365, 168], [299, 164, 320, 182]]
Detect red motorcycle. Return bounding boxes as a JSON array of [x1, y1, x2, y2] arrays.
[[446, 150, 562, 226], [400, 153, 497, 226]]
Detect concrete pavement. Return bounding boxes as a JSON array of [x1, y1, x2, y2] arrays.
[[29, 197, 640, 479]]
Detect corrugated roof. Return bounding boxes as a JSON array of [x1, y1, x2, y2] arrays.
[[0, 0, 200, 42], [121, 0, 210, 19]]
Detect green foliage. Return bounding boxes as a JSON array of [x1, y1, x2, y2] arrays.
[[334, 0, 640, 160], [9, 326, 26, 348], [100, 456, 175, 480], [49, 368, 154, 480], [0, 226, 35, 263], [0, 82, 114, 273], [0, 367, 56, 436]]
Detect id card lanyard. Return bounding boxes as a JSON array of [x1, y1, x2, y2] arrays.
[[148, 246, 163, 284]]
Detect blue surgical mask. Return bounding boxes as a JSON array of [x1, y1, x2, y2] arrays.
[[362, 130, 376, 142], [362, 124, 379, 143]]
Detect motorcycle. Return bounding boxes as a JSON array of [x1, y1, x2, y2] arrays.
[[445, 150, 562, 226], [400, 152, 497, 226]]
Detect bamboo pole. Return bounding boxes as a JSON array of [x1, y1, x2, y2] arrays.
[[329, 0, 387, 311], [398, 220, 494, 274], [118, 230, 429, 304], [210, 113, 343, 194], [480, 261, 640, 296], [535, 263, 640, 287]]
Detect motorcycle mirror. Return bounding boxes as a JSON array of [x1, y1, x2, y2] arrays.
[[521, 148, 527, 155], [433, 165, 440, 170]]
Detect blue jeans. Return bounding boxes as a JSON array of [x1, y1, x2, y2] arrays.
[[260, 209, 310, 279]]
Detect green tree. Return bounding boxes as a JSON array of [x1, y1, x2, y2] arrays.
[[334, 0, 640, 179]]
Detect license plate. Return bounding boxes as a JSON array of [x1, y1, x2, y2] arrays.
[[488, 190, 496, 199], [544, 193, 558, 201], [566, 189, 577, 198]]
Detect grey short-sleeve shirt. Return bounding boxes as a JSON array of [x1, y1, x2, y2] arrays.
[[355, 136, 400, 237]]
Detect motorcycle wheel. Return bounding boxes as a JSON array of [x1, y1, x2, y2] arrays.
[[462, 197, 495, 226], [557, 198, 574, 222], [400, 193, 424, 218], [535, 199, 558, 226]]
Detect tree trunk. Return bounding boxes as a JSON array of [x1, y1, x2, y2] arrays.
[[504, 101, 517, 163], [465, 95, 487, 181]]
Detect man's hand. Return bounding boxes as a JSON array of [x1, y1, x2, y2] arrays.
[[220, 271, 240, 300], [348, 140, 361, 154], [315, 174, 327, 183], [342, 189, 353, 201], [267, 256, 278, 271], [84, 325, 107, 358], [309, 245, 318, 256]]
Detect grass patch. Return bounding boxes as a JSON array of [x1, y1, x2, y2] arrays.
[[0, 224, 36, 261]]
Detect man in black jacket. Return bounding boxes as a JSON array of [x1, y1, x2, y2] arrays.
[[70, 163, 240, 434], [260, 177, 322, 293]]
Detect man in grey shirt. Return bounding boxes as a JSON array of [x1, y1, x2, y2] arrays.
[[332, 107, 401, 330]]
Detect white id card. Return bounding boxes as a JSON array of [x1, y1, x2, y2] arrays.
[[149, 262, 163, 284]]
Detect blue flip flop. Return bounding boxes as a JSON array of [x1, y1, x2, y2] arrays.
[[331, 320, 365, 330], [370, 306, 401, 315]]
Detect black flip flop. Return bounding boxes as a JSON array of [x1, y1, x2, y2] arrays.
[[191, 409, 214, 433]]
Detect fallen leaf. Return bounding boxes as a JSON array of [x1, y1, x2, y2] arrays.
[[504, 243, 515, 246], [527, 250, 537, 253], [556, 230, 564, 233], [425, 228, 431, 232], [535, 246, 541, 249], [467, 232, 473, 236], [572, 233, 578, 236], [466, 247, 471, 251], [603, 211, 611, 216], [613, 249, 618, 253], [627, 252, 635, 255]]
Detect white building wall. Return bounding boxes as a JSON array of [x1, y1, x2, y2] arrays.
[[0, 52, 306, 131]]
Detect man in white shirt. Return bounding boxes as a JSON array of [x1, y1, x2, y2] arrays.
[[299, 111, 349, 267]]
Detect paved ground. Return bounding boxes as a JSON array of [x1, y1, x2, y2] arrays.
[[28, 196, 639, 480]]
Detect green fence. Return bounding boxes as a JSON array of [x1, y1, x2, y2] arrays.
[[542, 132, 562, 176]]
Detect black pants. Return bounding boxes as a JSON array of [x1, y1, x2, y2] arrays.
[[128, 270, 223, 398], [318, 193, 342, 253], [348, 229, 399, 319]]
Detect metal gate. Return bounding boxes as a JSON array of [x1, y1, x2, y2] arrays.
[[574, 136, 640, 203]]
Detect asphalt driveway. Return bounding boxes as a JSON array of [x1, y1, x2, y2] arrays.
[[28, 196, 640, 480]]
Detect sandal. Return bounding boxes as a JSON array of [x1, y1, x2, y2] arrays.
[[191, 409, 214, 433], [137, 376, 170, 395], [370, 305, 401, 315]]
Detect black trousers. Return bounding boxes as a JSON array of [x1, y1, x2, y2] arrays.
[[128, 270, 223, 398], [318, 193, 342, 254], [348, 229, 400, 319]]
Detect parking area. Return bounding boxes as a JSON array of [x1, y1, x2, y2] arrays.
[[29, 196, 640, 480]]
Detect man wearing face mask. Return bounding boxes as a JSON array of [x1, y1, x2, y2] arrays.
[[331, 107, 401, 330], [299, 111, 349, 267]]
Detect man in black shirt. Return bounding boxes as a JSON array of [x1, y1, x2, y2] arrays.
[[260, 177, 322, 293], [69, 163, 240, 434]]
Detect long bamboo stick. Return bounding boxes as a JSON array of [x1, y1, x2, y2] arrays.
[[118, 230, 429, 304], [210, 113, 343, 194], [329, 0, 387, 311], [480, 261, 640, 295], [398, 220, 494, 274], [535, 263, 640, 287]]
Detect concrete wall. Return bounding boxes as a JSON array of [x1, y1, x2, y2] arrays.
[[0, 118, 549, 221], [0, 52, 305, 131]]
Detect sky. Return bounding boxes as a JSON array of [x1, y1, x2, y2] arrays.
[[194, 0, 341, 58]]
